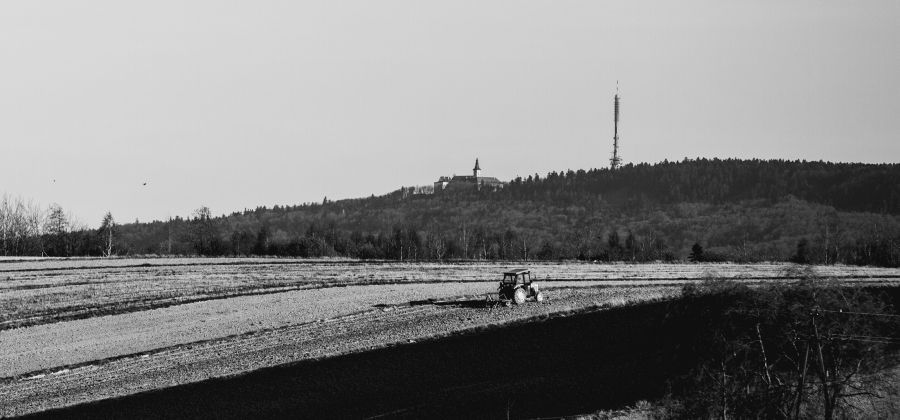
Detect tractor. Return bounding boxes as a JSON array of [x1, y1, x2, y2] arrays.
[[497, 268, 544, 306]]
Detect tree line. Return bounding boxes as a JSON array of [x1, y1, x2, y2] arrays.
[[499, 158, 900, 214], [0, 194, 115, 257], [3, 159, 899, 265]]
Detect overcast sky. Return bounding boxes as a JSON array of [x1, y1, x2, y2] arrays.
[[2, 1, 898, 226]]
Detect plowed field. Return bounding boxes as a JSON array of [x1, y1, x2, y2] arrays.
[[4, 259, 897, 331], [1, 259, 898, 417]]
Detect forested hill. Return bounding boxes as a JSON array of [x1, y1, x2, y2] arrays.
[[108, 159, 899, 266], [499, 159, 900, 214]]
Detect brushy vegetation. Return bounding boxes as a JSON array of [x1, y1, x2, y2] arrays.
[[661, 276, 900, 419]]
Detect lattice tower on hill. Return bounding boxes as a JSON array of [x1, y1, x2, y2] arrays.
[[610, 84, 622, 170]]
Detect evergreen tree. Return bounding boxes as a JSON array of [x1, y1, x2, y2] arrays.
[[689, 243, 705, 263]]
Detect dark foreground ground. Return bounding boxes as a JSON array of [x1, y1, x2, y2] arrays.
[[22, 286, 900, 420]]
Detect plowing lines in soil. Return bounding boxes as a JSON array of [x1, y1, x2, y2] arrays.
[[2, 260, 899, 417], [0, 285, 678, 417]]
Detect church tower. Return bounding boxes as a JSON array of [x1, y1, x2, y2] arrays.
[[473, 158, 482, 178]]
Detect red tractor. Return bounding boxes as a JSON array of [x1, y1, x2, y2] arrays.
[[498, 268, 544, 306]]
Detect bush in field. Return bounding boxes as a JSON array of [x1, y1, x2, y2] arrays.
[[671, 279, 900, 419]]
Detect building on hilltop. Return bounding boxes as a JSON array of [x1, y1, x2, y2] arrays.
[[434, 158, 504, 193]]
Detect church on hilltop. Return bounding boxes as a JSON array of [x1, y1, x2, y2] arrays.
[[433, 158, 504, 193]]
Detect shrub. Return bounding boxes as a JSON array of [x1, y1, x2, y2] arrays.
[[669, 279, 900, 419]]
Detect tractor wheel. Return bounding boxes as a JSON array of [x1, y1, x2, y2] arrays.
[[513, 288, 527, 305], [535, 292, 545, 303]]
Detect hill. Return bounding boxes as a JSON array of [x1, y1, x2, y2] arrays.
[[51, 159, 900, 266]]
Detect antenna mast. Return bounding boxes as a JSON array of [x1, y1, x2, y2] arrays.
[[610, 82, 622, 170]]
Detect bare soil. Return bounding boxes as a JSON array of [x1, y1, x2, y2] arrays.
[[3, 260, 897, 331], [2, 259, 899, 418], [0, 285, 676, 417], [3, 281, 610, 377], [20, 287, 900, 420]]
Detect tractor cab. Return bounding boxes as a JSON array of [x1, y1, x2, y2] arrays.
[[498, 269, 544, 305], [502, 269, 532, 286]]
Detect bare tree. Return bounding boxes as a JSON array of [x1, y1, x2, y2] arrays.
[[0, 195, 45, 256], [677, 278, 900, 419], [44, 203, 69, 256], [24, 199, 44, 256], [190, 206, 218, 255], [44, 203, 68, 235], [1, 195, 28, 255], [459, 220, 469, 259], [99, 212, 116, 257], [426, 228, 446, 261], [0, 194, 12, 255]]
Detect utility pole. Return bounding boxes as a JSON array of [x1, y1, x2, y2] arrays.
[[610, 82, 622, 170]]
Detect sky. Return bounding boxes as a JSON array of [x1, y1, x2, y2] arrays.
[[1, 1, 898, 227]]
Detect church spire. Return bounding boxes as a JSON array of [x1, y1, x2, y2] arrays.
[[473, 158, 482, 178]]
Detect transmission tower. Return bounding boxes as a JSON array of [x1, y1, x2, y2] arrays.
[[610, 83, 622, 170]]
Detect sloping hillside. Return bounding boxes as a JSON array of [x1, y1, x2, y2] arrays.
[[104, 159, 900, 266]]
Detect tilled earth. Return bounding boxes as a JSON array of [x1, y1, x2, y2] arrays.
[[3, 260, 899, 418], [5, 259, 898, 331], [0, 284, 676, 417]]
